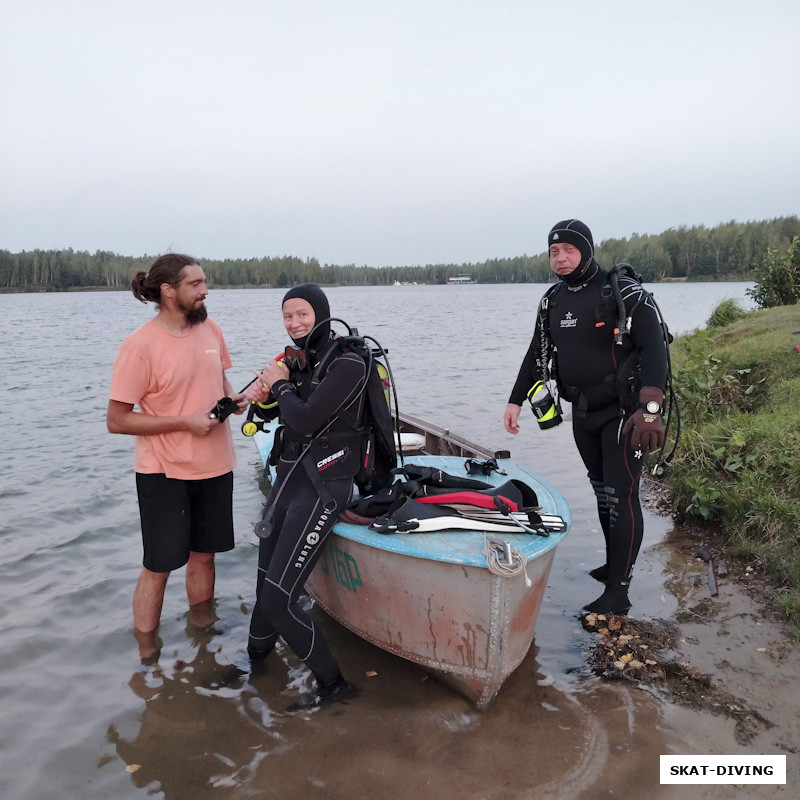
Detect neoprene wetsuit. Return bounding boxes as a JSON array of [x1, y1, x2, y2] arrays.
[[509, 264, 668, 592], [248, 343, 367, 684]]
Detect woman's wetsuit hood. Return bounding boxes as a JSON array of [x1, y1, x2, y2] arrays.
[[282, 283, 331, 357]]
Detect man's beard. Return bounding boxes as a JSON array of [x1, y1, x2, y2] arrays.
[[185, 302, 208, 326]]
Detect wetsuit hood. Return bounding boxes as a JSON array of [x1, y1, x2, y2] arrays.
[[282, 283, 331, 355], [548, 219, 596, 287]]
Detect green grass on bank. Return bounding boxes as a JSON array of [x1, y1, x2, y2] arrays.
[[665, 303, 800, 632]]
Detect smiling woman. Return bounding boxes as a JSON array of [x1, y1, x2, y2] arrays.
[[281, 297, 316, 343], [244, 283, 367, 712]]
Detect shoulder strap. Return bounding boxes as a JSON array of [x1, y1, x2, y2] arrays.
[[538, 282, 561, 324], [537, 282, 562, 382], [310, 336, 349, 386]]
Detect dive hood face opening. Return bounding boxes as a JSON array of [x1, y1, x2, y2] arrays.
[[548, 219, 596, 287], [282, 283, 331, 352]]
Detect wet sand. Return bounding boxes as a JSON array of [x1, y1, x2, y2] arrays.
[[99, 542, 798, 800]]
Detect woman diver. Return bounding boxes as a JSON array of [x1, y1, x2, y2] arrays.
[[244, 283, 366, 711]]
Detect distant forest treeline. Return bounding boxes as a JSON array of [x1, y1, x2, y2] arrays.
[[1, 216, 798, 291]]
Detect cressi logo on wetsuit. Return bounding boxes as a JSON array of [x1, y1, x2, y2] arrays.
[[316, 447, 349, 472]]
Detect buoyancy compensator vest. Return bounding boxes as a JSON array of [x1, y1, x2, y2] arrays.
[[261, 320, 400, 498], [537, 263, 673, 414], [535, 263, 680, 474]]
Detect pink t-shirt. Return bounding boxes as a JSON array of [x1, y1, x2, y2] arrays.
[[109, 318, 237, 480]]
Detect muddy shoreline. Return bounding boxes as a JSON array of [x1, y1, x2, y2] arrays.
[[577, 484, 799, 793]]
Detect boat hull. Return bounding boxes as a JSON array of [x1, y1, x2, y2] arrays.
[[306, 532, 556, 709]]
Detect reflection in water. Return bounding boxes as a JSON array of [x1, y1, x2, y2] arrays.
[[186, 598, 222, 633], [133, 629, 162, 666], [108, 612, 676, 799], [110, 634, 264, 796]]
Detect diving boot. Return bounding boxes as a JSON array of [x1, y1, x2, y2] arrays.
[[247, 647, 271, 663], [588, 564, 609, 583], [583, 579, 631, 615], [287, 674, 359, 712], [247, 634, 275, 661]]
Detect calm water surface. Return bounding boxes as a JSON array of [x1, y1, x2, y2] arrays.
[[0, 283, 761, 799]]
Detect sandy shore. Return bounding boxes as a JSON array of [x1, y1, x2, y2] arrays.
[[576, 511, 799, 798]]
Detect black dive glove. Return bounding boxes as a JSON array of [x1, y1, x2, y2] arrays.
[[622, 386, 665, 453]]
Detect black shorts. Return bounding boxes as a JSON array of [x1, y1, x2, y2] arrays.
[[135, 472, 235, 573]]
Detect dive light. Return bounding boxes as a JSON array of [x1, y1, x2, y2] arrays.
[[527, 381, 562, 430]]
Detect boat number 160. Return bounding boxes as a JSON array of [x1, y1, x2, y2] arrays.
[[321, 543, 363, 593]]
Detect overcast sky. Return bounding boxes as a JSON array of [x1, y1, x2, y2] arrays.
[[1, 1, 798, 266]]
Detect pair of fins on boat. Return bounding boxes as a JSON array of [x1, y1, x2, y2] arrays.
[[342, 462, 567, 537]]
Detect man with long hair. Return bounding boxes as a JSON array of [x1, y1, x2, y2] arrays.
[[107, 254, 246, 659]]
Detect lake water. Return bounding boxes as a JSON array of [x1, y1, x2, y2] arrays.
[[0, 282, 766, 799]]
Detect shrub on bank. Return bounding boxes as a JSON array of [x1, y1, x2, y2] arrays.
[[747, 235, 800, 309], [666, 303, 800, 631]]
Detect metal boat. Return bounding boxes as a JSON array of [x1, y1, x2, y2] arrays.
[[253, 411, 570, 709]]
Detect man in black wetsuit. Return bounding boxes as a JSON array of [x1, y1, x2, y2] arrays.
[[504, 220, 668, 615], [244, 284, 365, 710]]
